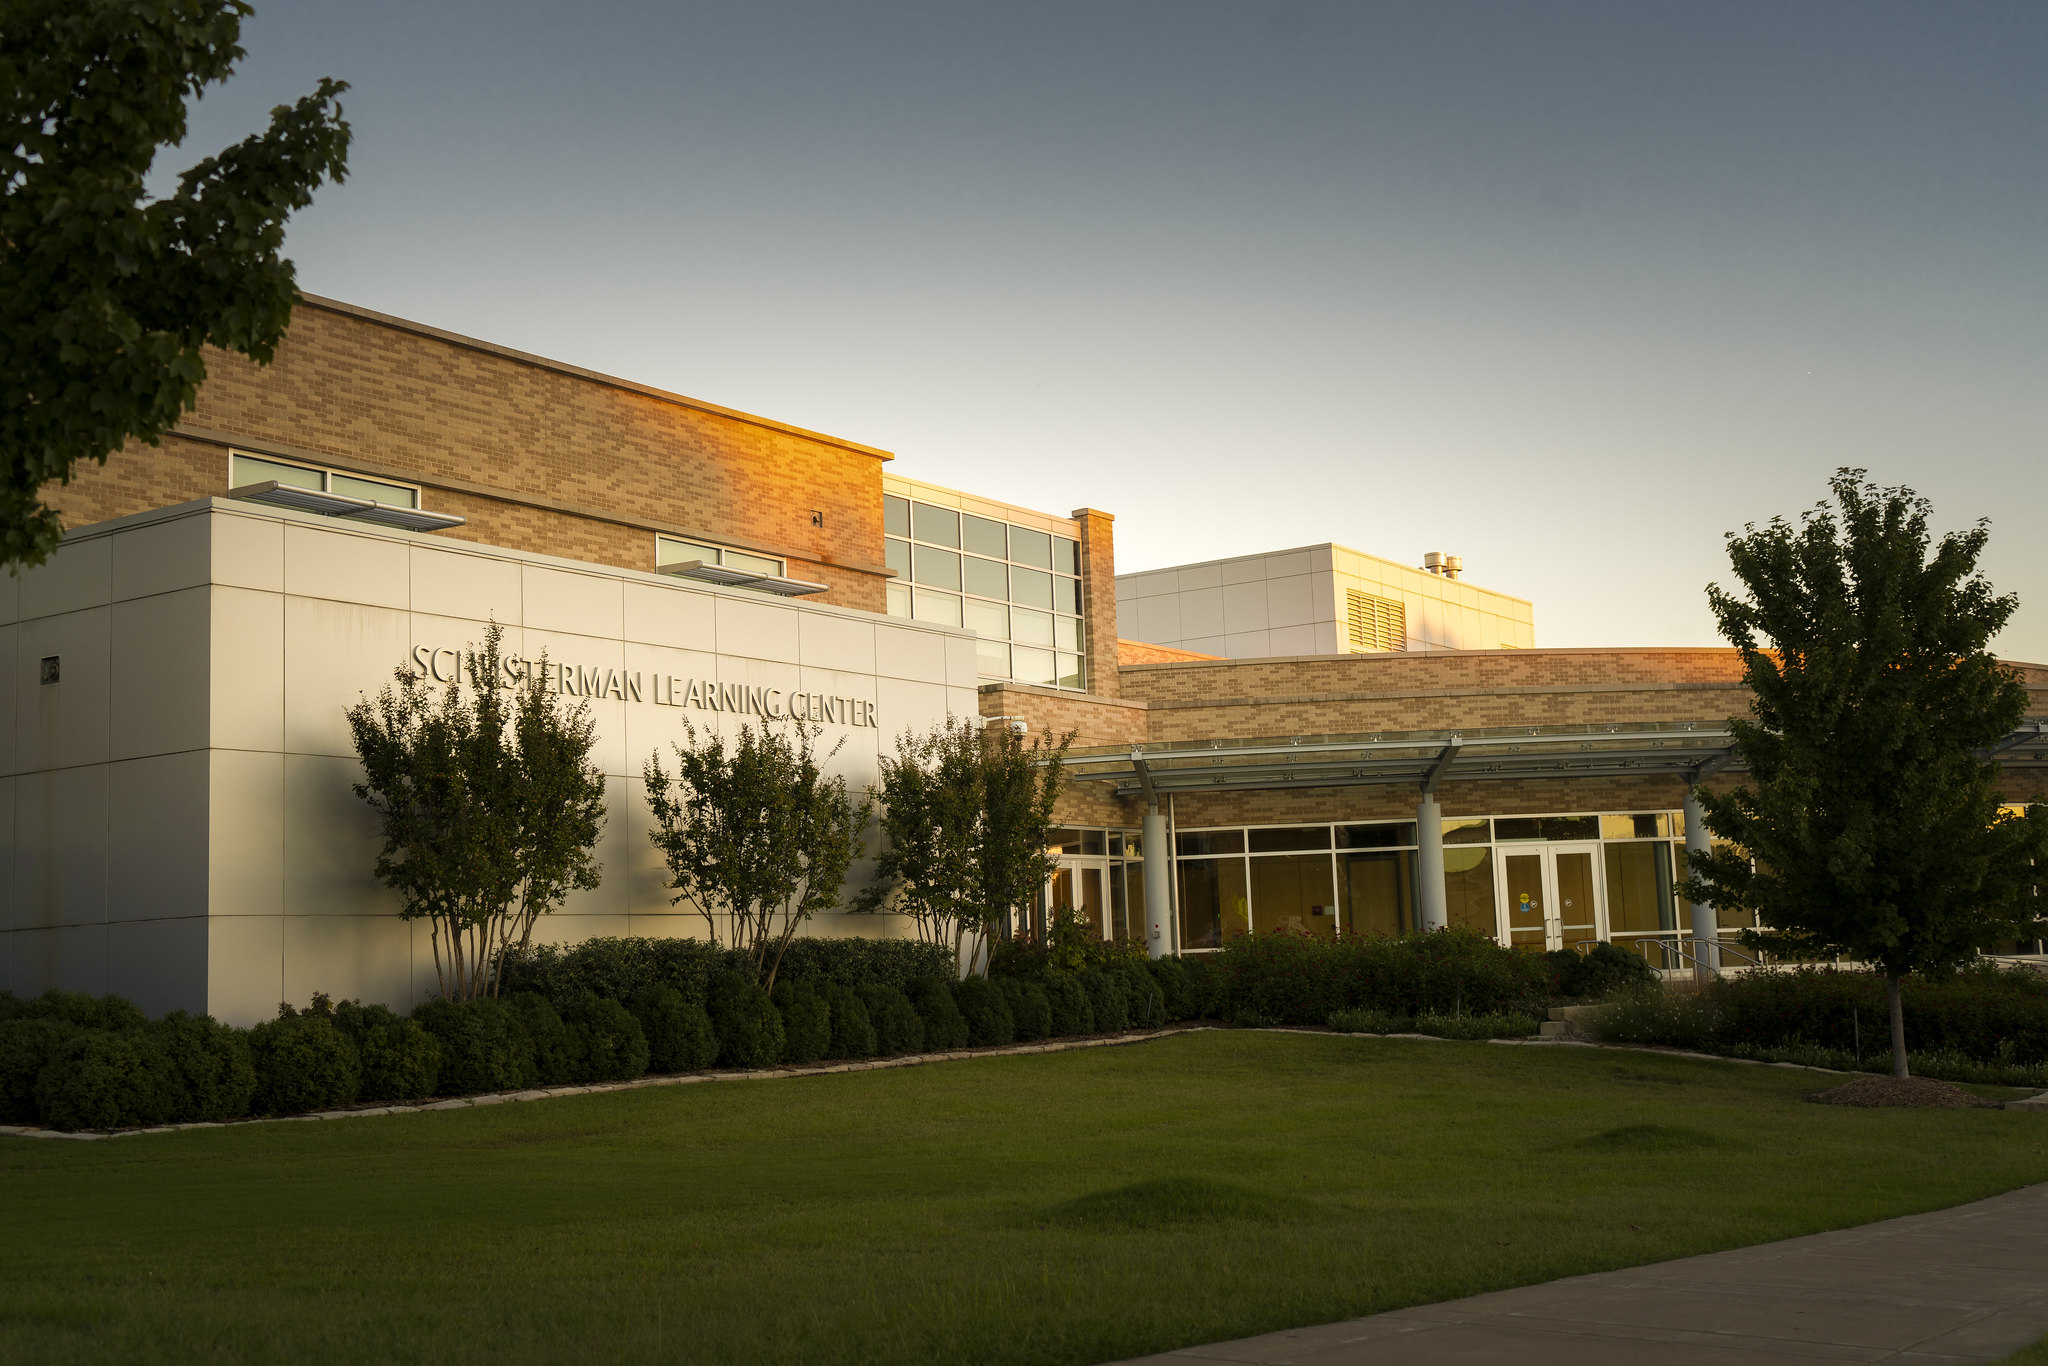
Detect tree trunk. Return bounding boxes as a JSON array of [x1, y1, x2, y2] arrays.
[[1887, 973, 1909, 1080]]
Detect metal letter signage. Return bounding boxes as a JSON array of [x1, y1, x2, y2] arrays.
[[406, 645, 879, 728]]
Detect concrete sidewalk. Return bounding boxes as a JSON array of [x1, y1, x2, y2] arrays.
[[1108, 1183, 2048, 1365]]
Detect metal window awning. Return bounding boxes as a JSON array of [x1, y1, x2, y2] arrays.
[[1060, 718, 2048, 799], [227, 481, 466, 533], [657, 559, 829, 597]]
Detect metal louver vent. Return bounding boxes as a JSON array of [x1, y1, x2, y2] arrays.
[[1346, 590, 1406, 653]]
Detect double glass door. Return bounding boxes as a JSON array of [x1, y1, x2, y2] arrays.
[[1047, 859, 1108, 938], [1497, 844, 1601, 953]]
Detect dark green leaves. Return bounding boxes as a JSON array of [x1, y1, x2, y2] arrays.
[[1, 0, 350, 564]]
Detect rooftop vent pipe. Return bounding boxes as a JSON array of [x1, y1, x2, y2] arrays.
[[1422, 552, 1463, 580]]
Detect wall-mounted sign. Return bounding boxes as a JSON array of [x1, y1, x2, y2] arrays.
[[408, 646, 878, 728]]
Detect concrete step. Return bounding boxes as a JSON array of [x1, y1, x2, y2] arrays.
[[1538, 1020, 1575, 1038]]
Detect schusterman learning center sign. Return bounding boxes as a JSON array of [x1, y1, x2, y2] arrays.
[[411, 645, 882, 727]]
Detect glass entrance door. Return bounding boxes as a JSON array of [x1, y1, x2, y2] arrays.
[[1047, 859, 1108, 939], [1495, 844, 1603, 952]]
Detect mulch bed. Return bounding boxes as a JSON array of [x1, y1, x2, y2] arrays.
[[1809, 1076, 1998, 1109]]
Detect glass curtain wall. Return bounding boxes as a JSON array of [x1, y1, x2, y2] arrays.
[[884, 494, 1086, 691], [1177, 821, 1422, 950]]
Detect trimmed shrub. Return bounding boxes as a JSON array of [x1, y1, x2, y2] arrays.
[[1078, 968, 1130, 1033], [710, 973, 785, 1068], [772, 980, 832, 1065], [560, 993, 650, 1082], [150, 1012, 257, 1121], [1115, 960, 1167, 1030], [953, 976, 1016, 1047], [821, 982, 877, 1060], [414, 997, 535, 1095], [0, 1017, 78, 1123], [999, 978, 1052, 1042], [1327, 1008, 1413, 1034], [1178, 954, 1224, 1019], [856, 982, 924, 1056], [16, 989, 149, 1034], [631, 986, 718, 1072], [506, 936, 727, 1006], [1043, 973, 1094, 1036], [1550, 942, 1658, 1000], [1413, 1011, 1540, 1040], [0, 990, 20, 1023], [909, 977, 969, 1050], [1148, 956, 1192, 1021], [508, 993, 573, 1086], [772, 937, 957, 993], [34, 1029, 180, 1131], [331, 1001, 440, 1104], [248, 1012, 360, 1115]]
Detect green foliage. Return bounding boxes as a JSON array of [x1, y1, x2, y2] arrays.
[[856, 717, 1072, 966], [710, 973, 786, 1069], [150, 1012, 257, 1121], [1591, 967, 2048, 1065], [646, 721, 871, 990], [1326, 1008, 1414, 1035], [1078, 968, 1131, 1033], [1412, 1012, 1541, 1040], [1114, 960, 1167, 1029], [507, 993, 571, 1086], [1548, 942, 1659, 1000], [558, 994, 649, 1083], [769, 937, 957, 994], [821, 982, 877, 1060], [0, 0, 351, 565], [248, 1011, 359, 1116], [1146, 956, 1192, 1021], [855, 983, 925, 1057], [33, 1029, 179, 1131], [1211, 928, 1552, 1026], [909, 976, 970, 1050], [350, 622, 608, 1002], [0, 1017, 76, 1123], [998, 978, 1052, 1042], [771, 979, 832, 1065], [952, 976, 1016, 1047], [329, 1001, 439, 1103], [413, 997, 534, 1096], [1690, 471, 2048, 1076], [631, 987, 718, 1073], [1042, 973, 1095, 1036], [13, 988, 148, 1032]]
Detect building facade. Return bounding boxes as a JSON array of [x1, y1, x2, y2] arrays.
[[5, 297, 2044, 1022]]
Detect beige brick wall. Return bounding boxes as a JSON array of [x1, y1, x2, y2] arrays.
[[1071, 508, 1120, 699], [49, 298, 895, 611]]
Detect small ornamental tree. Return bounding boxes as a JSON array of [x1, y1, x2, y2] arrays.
[[347, 621, 607, 1000], [1, 0, 351, 566], [855, 717, 1072, 973], [1688, 469, 2048, 1079], [644, 720, 870, 990]]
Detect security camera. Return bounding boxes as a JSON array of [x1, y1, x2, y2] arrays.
[[983, 716, 1029, 734]]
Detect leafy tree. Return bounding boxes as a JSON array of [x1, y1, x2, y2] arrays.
[[854, 716, 1073, 973], [347, 621, 607, 1001], [643, 720, 870, 990], [1, 0, 350, 565], [1688, 469, 2048, 1079]]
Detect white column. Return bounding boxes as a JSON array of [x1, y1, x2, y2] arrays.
[[1683, 787, 1716, 981], [1416, 794, 1447, 932], [1143, 802, 1173, 958]]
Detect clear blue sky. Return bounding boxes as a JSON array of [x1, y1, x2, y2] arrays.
[[165, 1, 2048, 661]]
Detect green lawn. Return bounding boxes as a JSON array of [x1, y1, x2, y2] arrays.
[[4, 1031, 2045, 1365]]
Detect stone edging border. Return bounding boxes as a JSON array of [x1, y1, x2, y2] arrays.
[[0, 1026, 1215, 1142]]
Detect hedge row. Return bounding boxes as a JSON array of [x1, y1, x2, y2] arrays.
[[1151, 927, 1650, 1028], [1591, 965, 2048, 1063], [0, 945, 1182, 1131]]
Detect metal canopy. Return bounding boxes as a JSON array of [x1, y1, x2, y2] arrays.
[[227, 481, 466, 533], [657, 559, 830, 597], [1062, 718, 2048, 800]]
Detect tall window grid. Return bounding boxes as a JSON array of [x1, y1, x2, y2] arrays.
[[884, 494, 1086, 691]]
